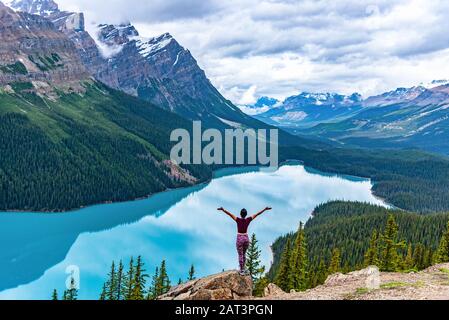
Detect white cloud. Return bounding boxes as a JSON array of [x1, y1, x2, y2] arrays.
[[238, 85, 258, 105], [56, 0, 449, 102]]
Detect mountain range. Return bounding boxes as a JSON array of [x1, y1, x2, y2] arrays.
[[3, 0, 449, 214], [244, 80, 449, 154], [251, 92, 363, 128], [0, 1, 213, 211], [0, 0, 311, 211], [5, 0, 260, 129]]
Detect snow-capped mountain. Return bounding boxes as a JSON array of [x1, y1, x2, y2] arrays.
[[4, 0, 260, 128], [303, 82, 449, 154], [5, 0, 58, 16], [252, 92, 363, 128], [89, 22, 256, 127], [0, 1, 89, 88], [363, 86, 427, 107]]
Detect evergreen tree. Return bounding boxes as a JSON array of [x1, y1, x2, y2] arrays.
[[147, 267, 159, 300], [364, 230, 379, 267], [116, 260, 124, 300], [435, 221, 449, 263], [178, 278, 182, 285], [52, 289, 58, 301], [158, 260, 171, 295], [188, 264, 196, 281], [288, 222, 308, 291], [316, 257, 328, 285], [253, 277, 270, 297], [379, 214, 405, 271], [274, 238, 291, 292], [131, 256, 147, 300], [423, 248, 433, 269], [413, 243, 425, 270], [328, 248, 341, 274], [99, 284, 107, 301], [106, 261, 117, 300], [404, 243, 414, 270], [123, 257, 135, 300], [246, 234, 265, 283]]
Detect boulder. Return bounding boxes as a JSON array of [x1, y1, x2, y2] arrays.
[[263, 283, 285, 297], [159, 271, 253, 301]]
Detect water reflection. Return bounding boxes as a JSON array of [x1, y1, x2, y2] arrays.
[[0, 165, 386, 300]]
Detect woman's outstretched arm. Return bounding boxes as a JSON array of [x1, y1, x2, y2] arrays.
[[218, 207, 237, 221], [252, 207, 272, 220]]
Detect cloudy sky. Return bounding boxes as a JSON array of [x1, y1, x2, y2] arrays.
[[57, 0, 449, 104]]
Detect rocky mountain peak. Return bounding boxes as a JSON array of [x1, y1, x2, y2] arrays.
[[97, 23, 139, 46], [4, 0, 59, 16], [0, 2, 90, 92], [135, 32, 176, 58], [286, 92, 362, 107]]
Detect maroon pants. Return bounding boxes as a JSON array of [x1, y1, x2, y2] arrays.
[[236, 234, 250, 272]]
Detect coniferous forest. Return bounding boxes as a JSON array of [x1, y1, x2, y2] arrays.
[[3, 82, 449, 213], [269, 201, 449, 292], [0, 83, 212, 211]]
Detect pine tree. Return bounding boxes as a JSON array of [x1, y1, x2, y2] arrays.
[[404, 243, 414, 270], [116, 260, 124, 300], [178, 278, 183, 285], [123, 257, 135, 300], [288, 222, 308, 291], [274, 238, 291, 292], [158, 260, 171, 295], [106, 261, 117, 300], [364, 230, 379, 267], [99, 284, 107, 301], [147, 267, 159, 300], [379, 215, 405, 272], [246, 234, 265, 283], [188, 264, 196, 281], [423, 248, 433, 269], [52, 289, 58, 301], [316, 257, 328, 285], [328, 248, 341, 275], [253, 277, 270, 297], [131, 256, 147, 300], [435, 221, 449, 263], [413, 243, 425, 270]]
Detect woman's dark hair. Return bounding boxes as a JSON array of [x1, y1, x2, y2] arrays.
[[241, 209, 248, 218]]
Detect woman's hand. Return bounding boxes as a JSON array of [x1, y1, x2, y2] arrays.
[[217, 207, 224, 212], [265, 207, 272, 211]]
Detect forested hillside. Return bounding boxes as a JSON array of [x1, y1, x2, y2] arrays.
[[269, 201, 449, 289], [0, 82, 212, 211], [280, 146, 449, 213]]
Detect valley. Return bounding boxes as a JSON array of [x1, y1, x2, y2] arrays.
[[1, 0, 449, 303]]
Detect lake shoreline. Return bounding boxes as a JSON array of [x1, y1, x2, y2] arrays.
[[0, 160, 380, 215]]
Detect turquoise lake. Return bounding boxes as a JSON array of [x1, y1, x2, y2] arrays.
[[0, 164, 386, 300]]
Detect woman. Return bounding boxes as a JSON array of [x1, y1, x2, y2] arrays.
[[218, 206, 272, 275]]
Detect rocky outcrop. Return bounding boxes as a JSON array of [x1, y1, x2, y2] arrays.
[[0, 1, 90, 89], [5, 0, 59, 16], [159, 271, 253, 301], [263, 283, 285, 297], [157, 264, 449, 301], [90, 23, 250, 127], [263, 264, 449, 300]]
